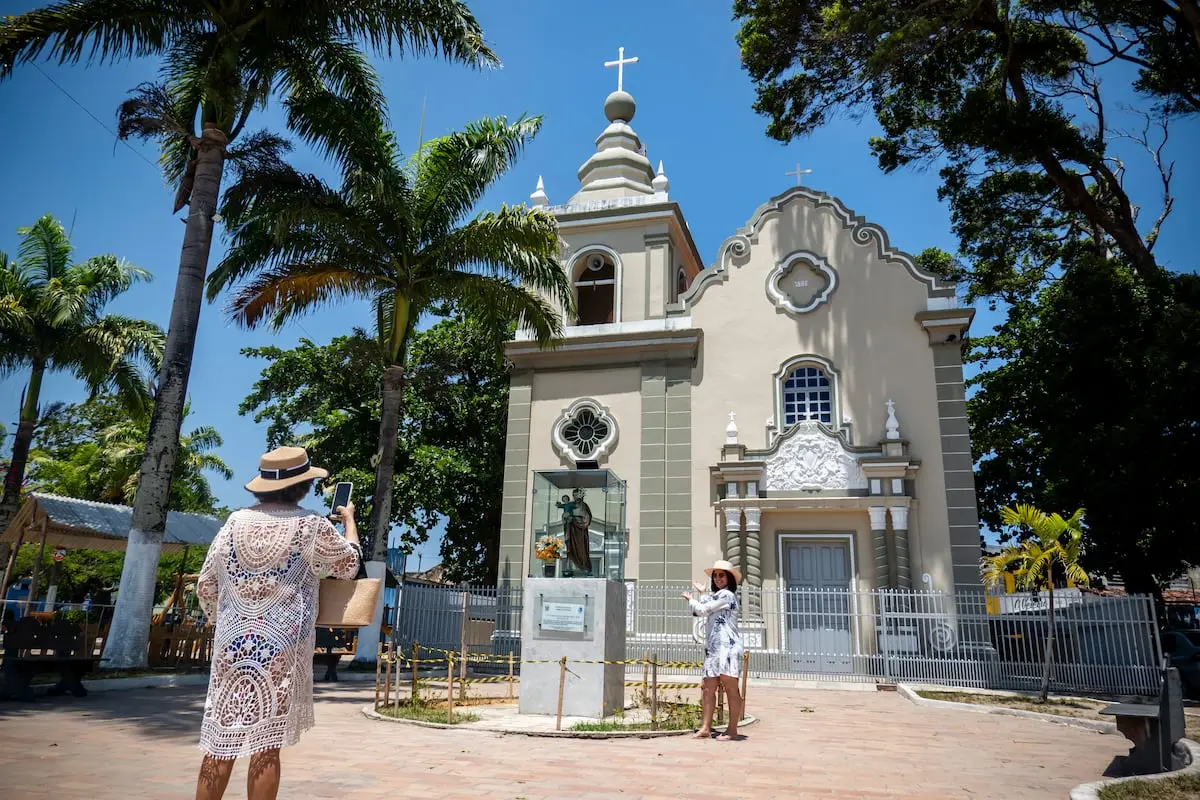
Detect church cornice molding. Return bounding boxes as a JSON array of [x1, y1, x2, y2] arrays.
[[671, 186, 958, 316]]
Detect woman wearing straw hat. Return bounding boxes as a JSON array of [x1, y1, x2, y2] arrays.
[[682, 559, 745, 740], [193, 447, 362, 800]]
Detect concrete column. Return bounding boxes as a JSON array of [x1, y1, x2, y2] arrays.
[[890, 505, 912, 589], [743, 506, 762, 618], [868, 505, 889, 589]]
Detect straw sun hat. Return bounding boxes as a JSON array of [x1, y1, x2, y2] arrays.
[[244, 446, 329, 493], [704, 559, 742, 584]]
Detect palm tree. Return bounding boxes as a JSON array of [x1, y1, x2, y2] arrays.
[[1, 0, 498, 669], [0, 214, 165, 547], [207, 114, 575, 562], [100, 403, 233, 512], [983, 504, 1090, 702]]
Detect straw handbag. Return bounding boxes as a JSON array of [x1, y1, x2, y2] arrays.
[[317, 549, 381, 628]]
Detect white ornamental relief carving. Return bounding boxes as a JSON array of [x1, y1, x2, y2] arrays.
[[764, 421, 867, 492]]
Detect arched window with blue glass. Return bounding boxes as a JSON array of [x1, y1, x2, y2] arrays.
[[781, 365, 833, 426]]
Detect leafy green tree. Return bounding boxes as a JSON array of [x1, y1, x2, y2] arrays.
[[209, 114, 573, 561], [1, 0, 498, 669], [732, 0, 1193, 285], [983, 504, 1090, 702], [968, 257, 1200, 594], [0, 214, 164, 544], [239, 310, 511, 582], [29, 394, 233, 515]]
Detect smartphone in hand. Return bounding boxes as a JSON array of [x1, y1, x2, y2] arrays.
[[330, 481, 353, 523]]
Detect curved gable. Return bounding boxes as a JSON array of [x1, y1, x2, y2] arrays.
[[671, 187, 956, 314]]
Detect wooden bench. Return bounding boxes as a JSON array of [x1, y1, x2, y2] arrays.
[[0, 616, 101, 702], [1100, 665, 1187, 775], [314, 627, 358, 682]]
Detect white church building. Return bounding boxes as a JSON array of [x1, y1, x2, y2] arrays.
[[494, 52, 982, 655]]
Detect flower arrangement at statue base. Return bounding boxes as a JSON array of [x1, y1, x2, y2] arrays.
[[535, 535, 565, 563]]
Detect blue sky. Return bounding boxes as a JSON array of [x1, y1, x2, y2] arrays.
[[2, 1, 1197, 566]]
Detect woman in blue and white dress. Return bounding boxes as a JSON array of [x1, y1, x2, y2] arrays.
[[682, 559, 745, 740]]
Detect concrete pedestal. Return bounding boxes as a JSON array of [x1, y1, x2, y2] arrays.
[[519, 578, 625, 718]]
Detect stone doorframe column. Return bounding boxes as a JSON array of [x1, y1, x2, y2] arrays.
[[890, 504, 912, 589], [868, 505, 889, 589], [743, 506, 762, 618], [723, 505, 744, 579]]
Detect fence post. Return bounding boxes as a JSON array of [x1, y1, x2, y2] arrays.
[[383, 640, 393, 710], [556, 655, 567, 731], [459, 591, 469, 695], [374, 643, 382, 710], [716, 683, 725, 725], [651, 653, 659, 731], [508, 651, 515, 700], [412, 641, 420, 702], [740, 650, 749, 717], [642, 650, 649, 698], [447, 653, 455, 724]]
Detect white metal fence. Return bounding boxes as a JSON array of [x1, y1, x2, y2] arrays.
[[390, 581, 1163, 697]]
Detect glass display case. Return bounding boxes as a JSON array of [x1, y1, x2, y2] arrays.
[[529, 469, 626, 580]]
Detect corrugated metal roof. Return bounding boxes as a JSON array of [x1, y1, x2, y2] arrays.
[[29, 492, 222, 547]]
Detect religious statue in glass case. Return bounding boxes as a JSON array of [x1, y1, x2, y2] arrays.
[[557, 487, 593, 573]]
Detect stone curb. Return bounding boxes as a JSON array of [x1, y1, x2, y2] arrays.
[[1068, 739, 1200, 800], [896, 683, 1118, 735], [31, 673, 212, 695], [360, 704, 759, 739]]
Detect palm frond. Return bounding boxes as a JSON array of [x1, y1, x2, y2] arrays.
[[312, 0, 498, 69], [225, 262, 389, 329], [0, 0, 198, 80], [413, 115, 543, 240], [420, 271, 563, 347], [16, 214, 72, 279], [421, 203, 574, 313]]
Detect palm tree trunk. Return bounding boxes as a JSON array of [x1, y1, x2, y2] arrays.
[[0, 360, 45, 534], [1039, 585, 1056, 703], [0, 361, 44, 592], [102, 124, 228, 670], [367, 364, 407, 562]]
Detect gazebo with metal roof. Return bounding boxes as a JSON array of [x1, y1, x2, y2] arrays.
[[0, 493, 224, 609]]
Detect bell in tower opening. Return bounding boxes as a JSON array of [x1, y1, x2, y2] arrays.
[[574, 252, 616, 325]]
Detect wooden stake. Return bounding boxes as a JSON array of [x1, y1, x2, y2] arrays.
[[24, 518, 48, 614], [383, 640, 393, 709], [507, 651, 515, 700], [374, 643, 382, 710], [740, 650, 750, 718], [716, 683, 725, 725], [412, 641, 420, 702], [650, 654, 659, 731], [447, 653, 455, 724], [555, 655, 567, 731], [642, 650, 649, 697]]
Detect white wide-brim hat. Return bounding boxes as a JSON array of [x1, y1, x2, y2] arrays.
[[704, 559, 742, 584], [244, 446, 329, 492]]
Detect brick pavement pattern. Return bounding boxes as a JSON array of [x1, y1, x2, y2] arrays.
[[0, 683, 1126, 799]]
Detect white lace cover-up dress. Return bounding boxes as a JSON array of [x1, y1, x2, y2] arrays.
[[195, 505, 361, 759], [689, 588, 744, 679]]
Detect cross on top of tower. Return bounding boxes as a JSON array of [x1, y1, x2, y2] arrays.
[[604, 46, 639, 92], [786, 163, 813, 186]]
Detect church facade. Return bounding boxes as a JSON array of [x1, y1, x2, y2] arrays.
[[496, 79, 983, 644]]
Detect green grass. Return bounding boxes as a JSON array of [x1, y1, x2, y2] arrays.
[[917, 689, 1105, 714], [376, 701, 480, 725], [1097, 774, 1200, 799], [568, 717, 696, 732]]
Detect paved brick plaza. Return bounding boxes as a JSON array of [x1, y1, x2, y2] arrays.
[[0, 683, 1126, 799]]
